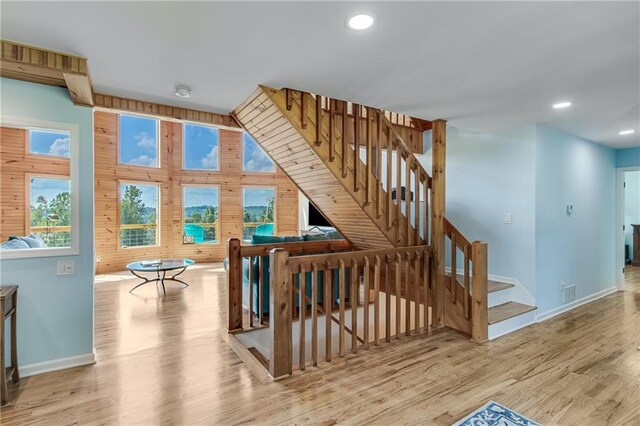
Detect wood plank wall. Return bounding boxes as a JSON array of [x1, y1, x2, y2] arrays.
[[94, 111, 299, 273], [0, 126, 70, 241]]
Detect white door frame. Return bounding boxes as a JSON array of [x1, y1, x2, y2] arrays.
[[616, 166, 640, 290]]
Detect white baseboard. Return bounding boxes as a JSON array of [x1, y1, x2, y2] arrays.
[[19, 349, 97, 377], [536, 287, 618, 323]]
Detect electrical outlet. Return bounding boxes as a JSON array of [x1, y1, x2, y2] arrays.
[[504, 213, 512, 224], [57, 260, 75, 276], [96, 255, 101, 262]]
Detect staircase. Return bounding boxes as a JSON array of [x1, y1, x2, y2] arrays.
[[232, 86, 533, 354], [446, 272, 537, 339], [233, 86, 428, 250]]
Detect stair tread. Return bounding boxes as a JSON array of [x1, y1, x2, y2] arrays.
[[446, 273, 515, 293], [488, 280, 515, 293], [488, 302, 537, 325]]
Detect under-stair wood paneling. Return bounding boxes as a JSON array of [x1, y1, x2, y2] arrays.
[[234, 87, 394, 250], [94, 111, 298, 274], [0, 126, 70, 241]]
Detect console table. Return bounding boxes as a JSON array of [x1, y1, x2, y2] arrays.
[[1, 285, 19, 406]]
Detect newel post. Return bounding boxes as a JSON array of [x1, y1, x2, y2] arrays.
[[471, 241, 489, 343], [431, 119, 447, 328], [269, 248, 292, 379], [227, 238, 243, 332]]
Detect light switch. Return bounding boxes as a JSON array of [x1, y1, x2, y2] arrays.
[[57, 260, 75, 275], [504, 213, 512, 224]]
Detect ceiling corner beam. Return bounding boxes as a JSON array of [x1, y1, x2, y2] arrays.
[[94, 93, 240, 129], [1, 39, 94, 107], [410, 117, 433, 132]]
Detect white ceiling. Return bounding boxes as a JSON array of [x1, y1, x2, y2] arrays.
[[2, 1, 639, 148]]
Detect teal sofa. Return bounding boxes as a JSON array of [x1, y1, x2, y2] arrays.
[[242, 232, 349, 315]]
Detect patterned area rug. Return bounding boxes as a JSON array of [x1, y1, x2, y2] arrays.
[[453, 401, 541, 426]]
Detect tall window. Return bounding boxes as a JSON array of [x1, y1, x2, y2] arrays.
[[119, 114, 158, 167], [243, 133, 275, 172], [29, 176, 71, 248], [183, 186, 219, 244], [29, 129, 71, 158], [120, 183, 159, 248], [183, 123, 219, 171], [242, 187, 275, 241]]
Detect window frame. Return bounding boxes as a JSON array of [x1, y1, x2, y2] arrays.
[[26, 128, 72, 159], [0, 116, 80, 259], [182, 121, 220, 172], [117, 113, 160, 169], [242, 186, 277, 241], [181, 184, 221, 245], [117, 180, 161, 249], [242, 132, 276, 173], [25, 173, 73, 250]]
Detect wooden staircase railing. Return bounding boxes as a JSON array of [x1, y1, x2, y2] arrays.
[[443, 218, 488, 342], [230, 86, 490, 379], [227, 238, 353, 332], [268, 244, 433, 379], [279, 88, 433, 249]]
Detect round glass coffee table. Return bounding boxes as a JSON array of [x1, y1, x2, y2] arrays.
[[127, 259, 195, 296]]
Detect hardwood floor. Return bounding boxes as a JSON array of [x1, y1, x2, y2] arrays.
[[1, 264, 638, 425]]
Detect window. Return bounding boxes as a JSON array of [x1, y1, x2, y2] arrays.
[[183, 186, 219, 244], [119, 114, 158, 167], [29, 176, 72, 248], [183, 123, 219, 171], [242, 187, 275, 241], [29, 129, 71, 158], [243, 133, 275, 172], [120, 183, 159, 248]]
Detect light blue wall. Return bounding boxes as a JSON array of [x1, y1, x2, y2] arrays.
[[0, 78, 94, 368], [418, 123, 617, 317], [535, 125, 616, 315], [416, 126, 538, 297], [616, 147, 640, 168]]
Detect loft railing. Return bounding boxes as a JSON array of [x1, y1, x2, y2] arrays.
[[268, 244, 433, 379]]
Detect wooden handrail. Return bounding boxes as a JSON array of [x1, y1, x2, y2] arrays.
[[239, 239, 352, 257], [288, 244, 431, 272], [443, 217, 472, 250]]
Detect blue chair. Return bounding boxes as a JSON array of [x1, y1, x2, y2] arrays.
[[184, 224, 205, 243], [255, 223, 274, 236]]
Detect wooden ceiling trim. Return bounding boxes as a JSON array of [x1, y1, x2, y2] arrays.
[[94, 93, 240, 130], [0, 39, 94, 107]]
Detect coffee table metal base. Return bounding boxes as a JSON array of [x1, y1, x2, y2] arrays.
[[129, 267, 189, 296]]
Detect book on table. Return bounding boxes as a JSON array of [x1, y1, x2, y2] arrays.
[[141, 259, 163, 267]]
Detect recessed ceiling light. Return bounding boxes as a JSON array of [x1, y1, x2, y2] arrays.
[[346, 13, 375, 31], [174, 85, 192, 98], [618, 129, 635, 135], [552, 101, 572, 109]]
